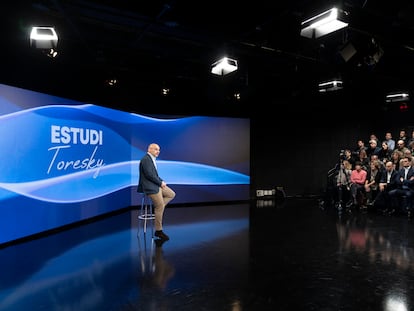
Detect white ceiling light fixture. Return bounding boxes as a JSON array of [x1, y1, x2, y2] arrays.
[[300, 8, 349, 39], [385, 92, 410, 103], [211, 57, 238, 76], [30, 26, 58, 49], [318, 79, 343, 92]]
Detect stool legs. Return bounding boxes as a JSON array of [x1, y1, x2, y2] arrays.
[[138, 194, 155, 235]]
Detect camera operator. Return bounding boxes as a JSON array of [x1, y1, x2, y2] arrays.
[[336, 159, 353, 209]]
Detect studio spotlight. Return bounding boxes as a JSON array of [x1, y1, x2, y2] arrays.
[[300, 8, 348, 39], [162, 88, 170, 96], [318, 79, 343, 92], [211, 57, 238, 76], [30, 26, 58, 49], [105, 79, 118, 87], [385, 92, 410, 103]]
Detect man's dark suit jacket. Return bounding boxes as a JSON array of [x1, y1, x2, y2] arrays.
[[396, 166, 414, 190], [379, 169, 399, 191], [137, 153, 163, 194]]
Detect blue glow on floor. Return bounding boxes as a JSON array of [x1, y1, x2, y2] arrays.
[[0, 210, 249, 311]]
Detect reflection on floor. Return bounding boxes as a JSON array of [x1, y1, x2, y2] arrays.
[[2, 198, 414, 310]]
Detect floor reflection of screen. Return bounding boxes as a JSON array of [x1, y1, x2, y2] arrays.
[[0, 83, 250, 245]]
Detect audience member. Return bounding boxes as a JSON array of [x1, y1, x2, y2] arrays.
[[353, 139, 368, 157], [396, 139, 409, 154], [364, 160, 381, 207], [369, 134, 379, 146], [336, 160, 352, 209], [384, 132, 395, 151], [388, 156, 414, 217], [391, 149, 403, 171], [406, 129, 414, 150], [378, 141, 393, 164], [357, 149, 369, 171], [398, 129, 408, 145], [376, 161, 399, 214], [366, 139, 382, 159], [349, 161, 367, 208], [342, 149, 356, 169]]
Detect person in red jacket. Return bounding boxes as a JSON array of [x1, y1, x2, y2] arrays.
[[349, 161, 367, 208]]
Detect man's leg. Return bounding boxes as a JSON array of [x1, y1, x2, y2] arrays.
[[149, 186, 176, 233], [162, 185, 176, 207], [405, 190, 414, 217], [149, 188, 165, 231], [387, 189, 399, 215]]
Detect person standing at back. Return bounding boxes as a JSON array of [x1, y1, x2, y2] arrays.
[[398, 129, 408, 146], [384, 132, 395, 151], [138, 143, 176, 241]]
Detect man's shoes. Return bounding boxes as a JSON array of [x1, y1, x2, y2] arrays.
[[367, 200, 375, 206], [154, 230, 170, 241], [154, 239, 166, 247]]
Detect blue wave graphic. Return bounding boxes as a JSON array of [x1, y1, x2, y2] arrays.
[[0, 160, 249, 203], [0, 104, 249, 179], [0, 85, 249, 244]]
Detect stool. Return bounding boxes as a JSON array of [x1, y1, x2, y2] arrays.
[[138, 193, 155, 234]]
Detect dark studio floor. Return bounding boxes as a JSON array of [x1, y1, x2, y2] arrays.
[[1, 197, 414, 311]]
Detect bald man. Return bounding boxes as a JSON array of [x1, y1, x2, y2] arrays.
[[137, 143, 176, 241]]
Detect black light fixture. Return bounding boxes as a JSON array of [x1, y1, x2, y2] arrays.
[[364, 38, 384, 66]]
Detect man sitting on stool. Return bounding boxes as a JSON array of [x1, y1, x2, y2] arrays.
[[138, 143, 176, 241]]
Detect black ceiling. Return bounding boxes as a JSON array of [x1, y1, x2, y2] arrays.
[[2, 0, 414, 116]]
